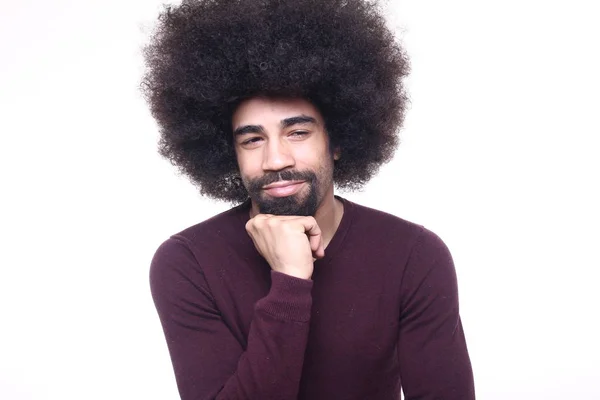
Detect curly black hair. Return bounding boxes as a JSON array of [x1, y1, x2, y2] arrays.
[[142, 0, 410, 203]]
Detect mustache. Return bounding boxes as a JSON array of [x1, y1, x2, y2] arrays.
[[247, 170, 316, 192]]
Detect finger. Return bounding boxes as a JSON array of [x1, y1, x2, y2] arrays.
[[300, 216, 322, 238], [313, 240, 325, 259], [308, 232, 324, 259], [308, 234, 322, 254], [312, 246, 325, 260], [300, 217, 324, 257]]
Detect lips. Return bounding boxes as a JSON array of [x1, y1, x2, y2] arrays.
[[262, 180, 306, 197]]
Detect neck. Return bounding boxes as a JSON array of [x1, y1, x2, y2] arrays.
[[311, 187, 344, 249]]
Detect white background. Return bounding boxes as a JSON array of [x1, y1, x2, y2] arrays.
[[1, 0, 599, 399]]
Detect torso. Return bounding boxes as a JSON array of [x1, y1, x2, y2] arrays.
[[179, 197, 424, 399]]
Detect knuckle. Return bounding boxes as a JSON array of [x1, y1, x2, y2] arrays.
[[253, 215, 268, 226], [245, 219, 257, 232], [265, 217, 279, 228], [304, 216, 317, 226]]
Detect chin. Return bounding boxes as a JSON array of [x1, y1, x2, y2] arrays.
[[256, 190, 318, 216]]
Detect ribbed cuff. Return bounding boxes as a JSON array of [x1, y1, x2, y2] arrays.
[[255, 271, 314, 322]]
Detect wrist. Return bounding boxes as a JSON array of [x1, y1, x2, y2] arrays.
[[277, 264, 313, 280], [256, 271, 314, 322]]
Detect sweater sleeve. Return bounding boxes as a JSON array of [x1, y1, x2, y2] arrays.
[[397, 228, 475, 400], [150, 237, 313, 400]]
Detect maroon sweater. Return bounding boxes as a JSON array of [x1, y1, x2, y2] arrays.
[[150, 197, 474, 400]]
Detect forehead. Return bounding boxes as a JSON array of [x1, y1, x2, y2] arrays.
[[231, 96, 324, 128]]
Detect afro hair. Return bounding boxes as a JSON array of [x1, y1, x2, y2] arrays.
[[142, 0, 410, 203]]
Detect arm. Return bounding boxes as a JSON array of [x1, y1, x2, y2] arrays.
[[150, 237, 313, 400], [397, 229, 475, 400]]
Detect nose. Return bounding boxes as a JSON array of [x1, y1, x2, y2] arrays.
[[262, 138, 295, 172]]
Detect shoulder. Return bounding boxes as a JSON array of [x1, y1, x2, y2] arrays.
[[343, 198, 425, 245], [401, 224, 457, 296], [341, 197, 453, 266], [150, 200, 251, 274], [173, 200, 250, 244]]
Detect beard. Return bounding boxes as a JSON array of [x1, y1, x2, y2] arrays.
[[245, 169, 320, 216]]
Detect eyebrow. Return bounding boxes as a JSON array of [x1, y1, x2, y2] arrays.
[[281, 115, 317, 129], [233, 124, 265, 136], [233, 115, 318, 137]]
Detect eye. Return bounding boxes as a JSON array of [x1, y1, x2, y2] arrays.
[[289, 130, 309, 138], [241, 136, 262, 146]]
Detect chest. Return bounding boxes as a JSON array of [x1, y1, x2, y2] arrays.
[[219, 252, 404, 363], [304, 257, 402, 372], [208, 235, 406, 349]]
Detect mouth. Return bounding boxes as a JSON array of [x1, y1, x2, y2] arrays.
[[262, 180, 306, 197]]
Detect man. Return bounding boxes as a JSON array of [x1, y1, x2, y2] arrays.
[[143, 0, 475, 399]]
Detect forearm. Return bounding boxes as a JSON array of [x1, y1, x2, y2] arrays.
[[208, 271, 313, 400], [400, 318, 474, 400], [151, 237, 315, 400]]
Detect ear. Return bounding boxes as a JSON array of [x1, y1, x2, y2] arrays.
[[333, 147, 341, 161]]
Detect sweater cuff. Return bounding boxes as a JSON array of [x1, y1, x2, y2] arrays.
[[255, 271, 314, 322]]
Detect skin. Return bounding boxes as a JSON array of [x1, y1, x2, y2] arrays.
[[232, 96, 344, 280]]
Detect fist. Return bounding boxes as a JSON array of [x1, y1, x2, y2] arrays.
[[245, 214, 325, 280]]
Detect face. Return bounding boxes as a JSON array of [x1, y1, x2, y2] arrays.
[[232, 96, 339, 216]]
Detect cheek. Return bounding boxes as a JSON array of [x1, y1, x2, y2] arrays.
[[296, 142, 329, 166], [236, 153, 271, 189], [235, 149, 257, 175]]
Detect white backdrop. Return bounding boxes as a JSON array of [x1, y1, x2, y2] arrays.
[[1, 0, 599, 399]]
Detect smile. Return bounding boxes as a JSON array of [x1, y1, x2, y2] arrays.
[[262, 180, 306, 197]]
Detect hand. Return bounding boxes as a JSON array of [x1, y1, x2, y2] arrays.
[[245, 214, 325, 280]]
